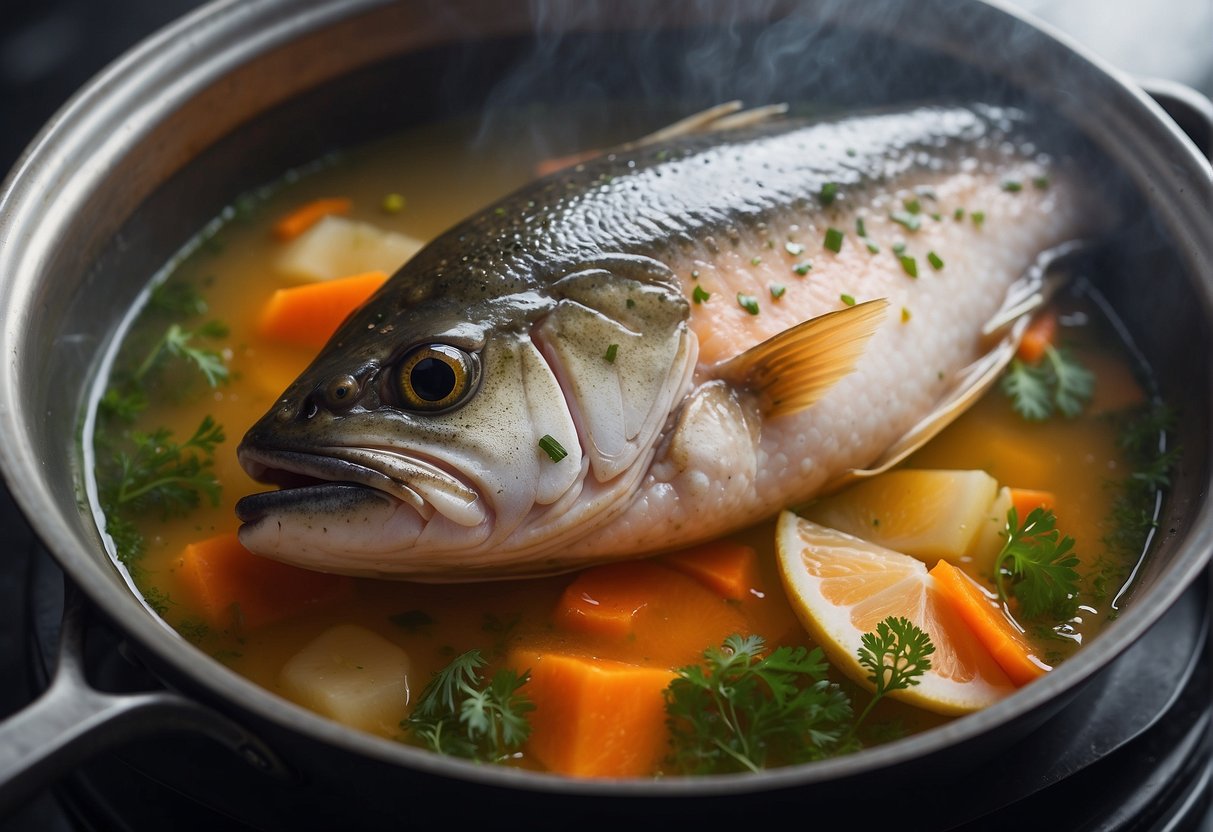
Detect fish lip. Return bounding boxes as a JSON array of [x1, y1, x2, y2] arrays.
[[236, 443, 482, 526]]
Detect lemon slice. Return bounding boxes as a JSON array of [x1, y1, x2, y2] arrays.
[[775, 510, 1015, 715], [803, 469, 999, 563]]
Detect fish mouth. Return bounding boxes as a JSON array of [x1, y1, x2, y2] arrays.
[[236, 444, 485, 527]]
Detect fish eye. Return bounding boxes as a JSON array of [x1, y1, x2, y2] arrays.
[[323, 374, 359, 411], [396, 344, 479, 412]]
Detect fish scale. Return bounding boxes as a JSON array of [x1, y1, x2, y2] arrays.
[[235, 103, 1098, 580]]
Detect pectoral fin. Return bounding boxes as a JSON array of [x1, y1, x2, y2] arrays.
[[715, 299, 888, 419]]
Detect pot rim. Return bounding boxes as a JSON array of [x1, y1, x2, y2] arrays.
[[1, 0, 1211, 794]]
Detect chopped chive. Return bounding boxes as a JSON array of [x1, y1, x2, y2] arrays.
[[539, 434, 568, 463], [1033, 176, 1050, 190], [819, 182, 839, 206], [971, 210, 986, 228], [890, 211, 921, 231], [930, 212, 942, 221], [1001, 180, 1023, 192], [793, 261, 813, 276], [904, 198, 922, 215], [750, 255, 763, 266], [892, 241, 907, 255], [785, 241, 805, 256], [954, 207, 965, 220], [899, 255, 919, 278], [737, 293, 761, 315], [901, 306, 911, 322], [856, 217, 868, 237], [824, 227, 845, 253], [381, 193, 406, 213], [604, 343, 619, 363], [927, 251, 944, 270], [770, 284, 786, 299], [692, 285, 711, 304], [865, 240, 880, 254], [840, 293, 857, 306]]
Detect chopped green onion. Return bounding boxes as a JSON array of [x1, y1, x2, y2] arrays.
[[890, 211, 921, 231], [785, 241, 805, 256], [692, 285, 711, 304], [856, 217, 868, 237], [971, 211, 986, 228], [494, 206, 507, 216], [824, 227, 845, 253], [904, 198, 922, 215], [539, 434, 568, 463], [737, 293, 761, 315], [1001, 180, 1023, 192], [954, 207, 965, 220], [927, 251, 944, 270], [793, 261, 813, 276], [899, 255, 919, 278], [770, 284, 786, 299], [819, 182, 839, 206], [381, 193, 406, 213], [840, 293, 856, 306], [750, 255, 763, 266], [604, 343, 619, 363], [865, 240, 880, 254], [892, 242, 907, 255], [1033, 176, 1050, 190], [930, 212, 942, 222]]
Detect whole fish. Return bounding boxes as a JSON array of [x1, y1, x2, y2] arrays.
[[236, 103, 1097, 580]]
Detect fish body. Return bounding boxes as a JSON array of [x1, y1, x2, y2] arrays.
[[236, 104, 1093, 579]]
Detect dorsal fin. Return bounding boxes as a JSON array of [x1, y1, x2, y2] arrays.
[[715, 299, 887, 418], [820, 240, 1091, 495]]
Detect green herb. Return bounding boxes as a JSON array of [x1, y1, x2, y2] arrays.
[[930, 212, 942, 222], [403, 649, 533, 763], [855, 217, 868, 237], [824, 227, 844, 253], [750, 256, 763, 266], [1001, 345, 1095, 420], [819, 182, 839, 206], [899, 255, 918, 278], [865, 241, 880, 254], [1033, 176, 1050, 190], [604, 343, 619, 363], [770, 284, 786, 300], [134, 322, 230, 389], [98, 388, 149, 424], [890, 211, 921, 231], [903, 198, 922, 215], [1002, 180, 1023, 192], [995, 507, 1081, 621], [104, 415, 225, 518], [892, 241, 907, 255], [382, 193, 406, 213], [853, 617, 934, 730], [626, 298, 636, 309], [664, 634, 853, 774], [785, 242, 805, 256], [538, 434, 568, 463], [840, 293, 856, 307], [954, 207, 965, 221], [793, 261, 813, 276], [693, 285, 711, 304], [971, 210, 986, 227], [927, 251, 944, 270], [737, 293, 761, 315], [148, 282, 208, 318], [389, 610, 435, 632]]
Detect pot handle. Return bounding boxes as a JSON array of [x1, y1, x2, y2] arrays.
[[0, 584, 290, 817], [1138, 77, 1213, 160]]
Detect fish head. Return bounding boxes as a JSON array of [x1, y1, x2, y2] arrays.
[[236, 252, 695, 579]]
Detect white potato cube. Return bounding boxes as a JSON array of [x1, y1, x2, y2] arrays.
[[279, 624, 411, 735], [276, 215, 424, 282]]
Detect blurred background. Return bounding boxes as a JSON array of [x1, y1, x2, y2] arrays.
[[0, 1, 1210, 830]]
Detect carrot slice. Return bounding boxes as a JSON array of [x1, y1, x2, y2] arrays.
[[508, 647, 674, 778], [272, 197, 354, 241], [555, 561, 746, 666], [1008, 488, 1056, 519], [176, 532, 353, 632], [258, 270, 387, 348], [1016, 311, 1057, 364], [660, 539, 759, 600], [929, 560, 1050, 687]]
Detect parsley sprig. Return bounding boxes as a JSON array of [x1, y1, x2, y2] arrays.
[[995, 507, 1081, 620], [665, 634, 853, 773], [403, 649, 533, 763], [853, 616, 935, 730], [108, 416, 225, 515], [1001, 344, 1094, 420]]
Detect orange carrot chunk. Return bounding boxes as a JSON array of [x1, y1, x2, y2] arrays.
[[929, 559, 1050, 687], [257, 270, 388, 348], [176, 532, 352, 632], [272, 197, 354, 241], [1008, 487, 1056, 519], [661, 539, 759, 600], [1016, 311, 1057, 364], [508, 647, 674, 778], [555, 561, 746, 666]]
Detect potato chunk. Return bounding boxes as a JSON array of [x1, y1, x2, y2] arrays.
[[276, 215, 423, 282], [279, 624, 411, 735]]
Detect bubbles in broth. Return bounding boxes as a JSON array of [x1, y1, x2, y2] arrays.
[[90, 107, 1173, 777]]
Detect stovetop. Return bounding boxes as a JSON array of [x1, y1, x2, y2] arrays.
[[1, 1, 1212, 830]]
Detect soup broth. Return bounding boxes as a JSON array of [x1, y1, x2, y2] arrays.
[[91, 109, 1170, 777]]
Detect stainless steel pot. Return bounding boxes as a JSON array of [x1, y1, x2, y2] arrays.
[[0, 0, 1210, 825]]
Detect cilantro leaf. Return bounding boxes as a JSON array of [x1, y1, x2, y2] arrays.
[[995, 507, 1081, 620], [1001, 343, 1094, 421], [853, 617, 934, 730], [665, 634, 852, 774], [404, 649, 533, 763]]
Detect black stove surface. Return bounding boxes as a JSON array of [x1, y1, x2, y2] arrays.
[[1, 2, 1212, 830]]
